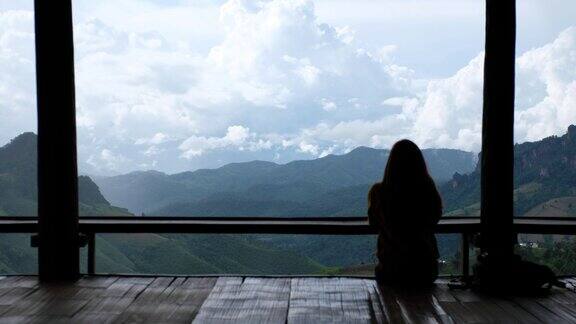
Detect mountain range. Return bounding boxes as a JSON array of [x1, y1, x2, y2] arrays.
[[0, 133, 325, 275], [94, 147, 476, 216], [442, 125, 576, 216], [2, 126, 575, 275], [0, 132, 131, 217]]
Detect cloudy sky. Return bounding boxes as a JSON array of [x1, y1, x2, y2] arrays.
[[1, 0, 575, 175]]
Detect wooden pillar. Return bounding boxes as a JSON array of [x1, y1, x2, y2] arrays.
[[35, 0, 80, 281], [480, 0, 516, 259]]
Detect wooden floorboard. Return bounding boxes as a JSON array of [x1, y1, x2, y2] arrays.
[[0, 276, 573, 323], [288, 277, 379, 324]]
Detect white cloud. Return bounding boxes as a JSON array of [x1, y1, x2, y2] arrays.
[[514, 27, 576, 143], [381, 96, 409, 107], [179, 125, 257, 158], [402, 26, 576, 151], [279, 26, 576, 155], [409, 53, 485, 151], [319, 98, 337, 111], [135, 132, 170, 145], [87, 149, 131, 172], [297, 141, 319, 156], [1, 1, 576, 174], [0, 10, 36, 145]]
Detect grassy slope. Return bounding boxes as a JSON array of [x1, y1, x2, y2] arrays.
[[524, 196, 576, 217], [94, 234, 325, 275]]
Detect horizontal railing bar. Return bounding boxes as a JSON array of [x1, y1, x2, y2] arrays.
[[5, 216, 576, 221], [78, 217, 481, 234], [513, 218, 576, 234], [0, 217, 576, 235], [0, 217, 576, 234], [0, 219, 37, 233], [78, 216, 469, 221], [77, 272, 461, 279]]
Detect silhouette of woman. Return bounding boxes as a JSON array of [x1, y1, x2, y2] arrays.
[[368, 139, 442, 287]]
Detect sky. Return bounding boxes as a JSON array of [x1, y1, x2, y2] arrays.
[[0, 0, 575, 175]]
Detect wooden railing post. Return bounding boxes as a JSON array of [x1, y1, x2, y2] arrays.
[[480, 0, 516, 260], [87, 233, 96, 275], [35, 0, 80, 281], [461, 233, 470, 279]]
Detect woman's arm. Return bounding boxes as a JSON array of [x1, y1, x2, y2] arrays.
[[367, 183, 382, 228], [428, 186, 443, 226]]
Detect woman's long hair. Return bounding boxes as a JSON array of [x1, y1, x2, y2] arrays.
[[377, 139, 442, 227]]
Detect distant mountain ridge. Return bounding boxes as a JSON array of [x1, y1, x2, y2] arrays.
[[0, 133, 326, 275], [441, 125, 576, 216], [95, 146, 476, 215], [0, 133, 130, 216]]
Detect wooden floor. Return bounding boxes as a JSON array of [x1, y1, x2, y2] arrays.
[[0, 276, 574, 323]]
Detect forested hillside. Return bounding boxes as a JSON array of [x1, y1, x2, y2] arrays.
[[4, 126, 575, 275], [441, 125, 576, 216], [95, 147, 476, 216], [0, 133, 325, 274]]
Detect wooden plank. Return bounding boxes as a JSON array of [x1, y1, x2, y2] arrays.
[[113, 277, 176, 323], [533, 295, 576, 322], [114, 276, 155, 285], [0, 277, 36, 303], [432, 285, 483, 324], [0, 277, 32, 290], [191, 277, 243, 323], [134, 277, 188, 323], [72, 278, 152, 323], [75, 276, 119, 289], [394, 288, 454, 324], [374, 285, 405, 324], [70, 312, 121, 324], [78, 296, 135, 316], [546, 289, 576, 305], [13, 277, 39, 288], [485, 297, 541, 323], [99, 280, 134, 298], [1, 283, 89, 318], [122, 283, 150, 299], [0, 287, 37, 306], [287, 277, 378, 324], [32, 298, 89, 317], [510, 297, 566, 323], [433, 282, 541, 323], [194, 277, 290, 324], [362, 280, 387, 324], [450, 289, 520, 323], [163, 277, 217, 322], [0, 315, 70, 323]]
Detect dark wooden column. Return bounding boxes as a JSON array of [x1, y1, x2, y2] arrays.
[[480, 0, 516, 259], [35, 0, 80, 281]]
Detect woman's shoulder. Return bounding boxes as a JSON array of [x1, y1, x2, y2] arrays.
[[370, 182, 383, 193]]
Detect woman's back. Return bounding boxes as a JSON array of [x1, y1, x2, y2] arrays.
[[368, 140, 442, 287]]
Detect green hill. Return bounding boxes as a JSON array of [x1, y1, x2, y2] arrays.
[[0, 133, 131, 217], [92, 234, 324, 275], [524, 196, 576, 217], [91, 145, 476, 275], [0, 133, 327, 275], [95, 147, 475, 215], [440, 125, 576, 217]]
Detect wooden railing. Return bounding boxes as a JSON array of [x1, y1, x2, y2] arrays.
[[2, 216, 576, 277]]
